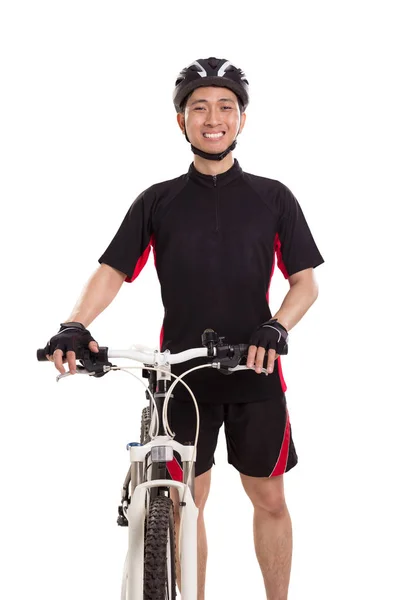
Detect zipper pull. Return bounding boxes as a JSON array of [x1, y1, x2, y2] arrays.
[[212, 175, 217, 187]]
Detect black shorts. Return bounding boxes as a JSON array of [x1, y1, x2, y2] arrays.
[[166, 394, 298, 479]]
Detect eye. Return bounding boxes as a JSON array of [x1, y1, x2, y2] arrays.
[[222, 106, 233, 110], [194, 106, 205, 111]]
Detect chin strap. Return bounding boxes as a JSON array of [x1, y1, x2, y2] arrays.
[[191, 139, 237, 161], [184, 128, 238, 161]]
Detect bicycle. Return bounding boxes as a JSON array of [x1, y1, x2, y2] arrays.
[[37, 328, 268, 599]]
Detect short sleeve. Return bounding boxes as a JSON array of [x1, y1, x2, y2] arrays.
[[98, 188, 155, 282], [275, 184, 324, 278]]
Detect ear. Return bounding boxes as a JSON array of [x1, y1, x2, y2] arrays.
[[238, 112, 246, 134], [177, 112, 185, 133]]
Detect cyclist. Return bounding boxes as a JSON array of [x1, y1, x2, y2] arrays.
[[43, 57, 324, 600]]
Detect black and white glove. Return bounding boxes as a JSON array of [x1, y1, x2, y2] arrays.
[[44, 322, 97, 359], [249, 318, 289, 355]]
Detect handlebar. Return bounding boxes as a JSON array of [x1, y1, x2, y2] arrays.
[[36, 346, 209, 366], [37, 329, 263, 379], [108, 346, 210, 365]]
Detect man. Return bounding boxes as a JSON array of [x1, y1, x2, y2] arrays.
[[43, 57, 324, 599]]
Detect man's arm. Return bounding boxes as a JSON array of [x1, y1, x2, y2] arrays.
[[272, 267, 319, 332], [248, 182, 323, 375], [65, 263, 127, 327], [51, 263, 127, 374], [247, 268, 319, 374]]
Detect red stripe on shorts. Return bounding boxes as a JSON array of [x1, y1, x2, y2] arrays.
[[270, 410, 290, 477]]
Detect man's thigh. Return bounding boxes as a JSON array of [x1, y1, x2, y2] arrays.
[[167, 399, 224, 478], [224, 395, 298, 478]]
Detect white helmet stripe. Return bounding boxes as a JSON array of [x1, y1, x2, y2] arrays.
[[217, 60, 232, 77], [190, 60, 207, 78]]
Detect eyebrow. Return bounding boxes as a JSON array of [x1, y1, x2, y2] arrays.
[[190, 98, 235, 105]]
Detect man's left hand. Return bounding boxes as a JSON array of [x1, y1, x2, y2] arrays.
[[247, 345, 279, 374], [246, 319, 288, 375]]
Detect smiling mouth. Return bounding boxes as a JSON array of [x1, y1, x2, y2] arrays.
[[203, 132, 225, 139]]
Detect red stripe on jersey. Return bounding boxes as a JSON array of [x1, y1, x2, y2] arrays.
[[128, 245, 151, 282], [270, 410, 290, 477], [151, 234, 157, 267], [274, 234, 289, 279], [277, 357, 287, 392], [267, 235, 288, 393], [167, 457, 183, 482], [266, 242, 276, 304], [126, 235, 156, 283], [160, 325, 164, 350]]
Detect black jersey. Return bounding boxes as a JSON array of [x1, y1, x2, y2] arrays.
[[99, 159, 324, 403]]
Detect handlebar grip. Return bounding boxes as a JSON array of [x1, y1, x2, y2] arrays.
[[36, 347, 85, 361], [37, 348, 49, 361]]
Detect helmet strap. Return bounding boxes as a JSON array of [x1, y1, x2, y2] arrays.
[[190, 139, 237, 161], [183, 126, 238, 161]]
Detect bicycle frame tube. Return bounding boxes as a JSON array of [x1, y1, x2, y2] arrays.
[[126, 479, 198, 600], [41, 340, 250, 600], [148, 364, 187, 500], [129, 437, 197, 498]]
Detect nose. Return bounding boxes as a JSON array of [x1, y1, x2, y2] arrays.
[[204, 106, 222, 127]]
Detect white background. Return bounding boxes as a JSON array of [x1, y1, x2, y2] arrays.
[[1, 1, 399, 598]]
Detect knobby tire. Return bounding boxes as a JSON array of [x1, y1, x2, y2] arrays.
[[143, 495, 177, 600]]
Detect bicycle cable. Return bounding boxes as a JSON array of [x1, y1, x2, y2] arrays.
[[115, 367, 160, 438], [111, 362, 213, 563], [161, 363, 215, 563]]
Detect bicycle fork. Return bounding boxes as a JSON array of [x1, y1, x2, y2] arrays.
[[125, 440, 198, 600]]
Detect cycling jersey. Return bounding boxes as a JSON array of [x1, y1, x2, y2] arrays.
[[99, 159, 324, 403]]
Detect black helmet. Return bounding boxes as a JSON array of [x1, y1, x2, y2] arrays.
[[173, 57, 249, 113]]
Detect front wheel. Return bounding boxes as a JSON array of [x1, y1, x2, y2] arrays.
[[144, 495, 177, 600]]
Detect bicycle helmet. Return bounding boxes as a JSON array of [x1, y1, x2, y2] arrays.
[[173, 57, 249, 113], [173, 57, 249, 161]]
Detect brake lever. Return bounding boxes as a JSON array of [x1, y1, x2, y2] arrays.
[[227, 365, 268, 376], [56, 365, 93, 382]]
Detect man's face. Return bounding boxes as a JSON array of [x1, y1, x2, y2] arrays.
[[177, 86, 246, 151]]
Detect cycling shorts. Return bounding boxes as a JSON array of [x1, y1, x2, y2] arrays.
[[166, 394, 298, 479]]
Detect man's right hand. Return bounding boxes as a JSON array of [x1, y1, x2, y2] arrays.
[[44, 322, 99, 375]]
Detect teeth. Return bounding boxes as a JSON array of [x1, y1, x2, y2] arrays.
[[204, 132, 224, 139]]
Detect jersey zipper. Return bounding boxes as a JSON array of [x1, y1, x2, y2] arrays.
[[213, 175, 219, 233]]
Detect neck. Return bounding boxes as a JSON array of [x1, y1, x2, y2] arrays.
[[193, 153, 235, 176]]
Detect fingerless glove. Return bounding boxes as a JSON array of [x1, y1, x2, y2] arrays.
[[44, 322, 97, 358], [249, 318, 288, 355]]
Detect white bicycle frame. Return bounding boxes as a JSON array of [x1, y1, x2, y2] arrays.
[[110, 346, 209, 600], [55, 344, 259, 600], [122, 438, 198, 600]]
